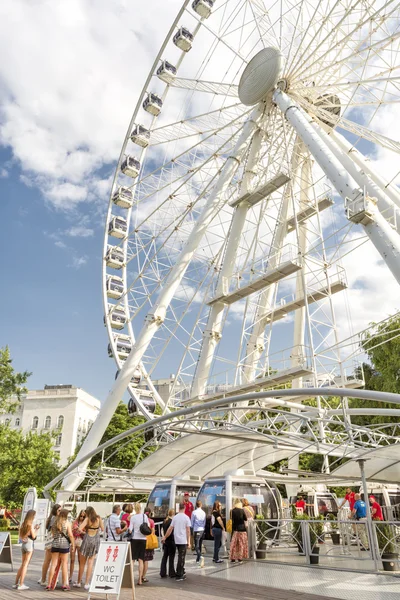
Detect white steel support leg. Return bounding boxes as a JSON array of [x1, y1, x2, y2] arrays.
[[288, 153, 310, 490], [62, 107, 262, 493], [273, 89, 400, 286], [312, 122, 400, 234], [242, 139, 302, 382], [191, 127, 264, 398], [331, 129, 400, 211]]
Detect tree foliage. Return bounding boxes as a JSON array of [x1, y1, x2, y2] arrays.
[[0, 424, 60, 505], [87, 402, 150, 471], [0, 347, 31, 414]]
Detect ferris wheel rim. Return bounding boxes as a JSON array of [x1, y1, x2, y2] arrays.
[[103, 0, 400, 419]]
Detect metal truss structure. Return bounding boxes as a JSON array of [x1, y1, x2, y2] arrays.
[[51, 388, 400, 496], [62, 1, 400, 493]]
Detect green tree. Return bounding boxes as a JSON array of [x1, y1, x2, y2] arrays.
[[362, 315, 400, 394], [72, 402, 149, 471], [0, 347, 31, 414], [0, 425, 60, 505]]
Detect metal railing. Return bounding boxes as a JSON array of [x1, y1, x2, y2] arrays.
[[251, 517, 400, 574]]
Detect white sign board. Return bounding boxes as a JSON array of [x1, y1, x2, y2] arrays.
[[21, 487, 37, 523], [35, 499, 50, 543], [89, 541, 134, 598], [0, 532, 13, 570]]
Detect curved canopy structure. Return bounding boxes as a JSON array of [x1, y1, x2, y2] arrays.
[[332, 444, 400, 484], [130, 429, 352, 480]]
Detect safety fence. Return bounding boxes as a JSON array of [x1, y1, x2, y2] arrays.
[[251, 517, 400, 573]]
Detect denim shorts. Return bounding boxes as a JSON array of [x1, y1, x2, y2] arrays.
[[21, 539, 34, 553]]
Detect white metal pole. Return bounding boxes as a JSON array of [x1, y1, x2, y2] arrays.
[[242, 138, 302, 382], [191, 125, 264, 398], [273, 89, 400, 285], [331, 129, 400, 210], [312, 122, 400, 233], [62, 107, 262, 493]]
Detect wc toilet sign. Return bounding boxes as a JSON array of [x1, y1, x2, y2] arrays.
[[88, 541, 134, 599]]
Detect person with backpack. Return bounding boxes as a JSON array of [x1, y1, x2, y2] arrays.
[[46, 509, 75, 591], [38, 503, 61, 586], [129, 503, 151, 586]]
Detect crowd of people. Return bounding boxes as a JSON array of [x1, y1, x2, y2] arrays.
[[13, 488, 384, 591], [13, 495, 253, 590]]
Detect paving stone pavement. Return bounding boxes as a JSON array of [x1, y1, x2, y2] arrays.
[[0, 547, 339, 600]]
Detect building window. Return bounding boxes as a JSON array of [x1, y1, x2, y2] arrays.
[[55, 433, 62, 447], [5, 418, 10, 427], [15, 418, 20, 427], [44, 416, 51, 429], [78, 417, 82, 431], [32, 416, 39, 429], [57, 415, 64, 429], [82, 420, 87, 434]]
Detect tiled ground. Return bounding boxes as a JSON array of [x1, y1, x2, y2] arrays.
[[1, 547, 400, 600]]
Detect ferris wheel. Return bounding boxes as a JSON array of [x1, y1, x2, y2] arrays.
[[61, 0, 400, 493]]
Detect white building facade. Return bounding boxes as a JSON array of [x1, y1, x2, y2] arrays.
[[1, 385, 100, 466]]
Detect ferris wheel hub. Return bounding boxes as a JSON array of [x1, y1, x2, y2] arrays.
[[238, 47, 284, 106]]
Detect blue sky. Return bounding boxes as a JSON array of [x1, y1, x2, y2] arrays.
[[0, 145, 116, 400], [0, 0, 184, 402]]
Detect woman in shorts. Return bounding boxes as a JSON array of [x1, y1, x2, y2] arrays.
[[14, 509, 39, 590], [129, 503, 150, 586], [77, 506, 104, 590], [46, 509, 74, 591]]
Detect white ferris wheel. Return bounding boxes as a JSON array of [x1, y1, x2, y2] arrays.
[[64, 0, 400, 492]]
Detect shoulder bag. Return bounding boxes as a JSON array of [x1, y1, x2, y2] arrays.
[[139, 514, 152, 536]]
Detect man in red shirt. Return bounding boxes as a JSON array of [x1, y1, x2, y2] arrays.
[[340, 488, 356, 510], [370, 495, 383, 521], [295, 497, 306, 512], [183, 493, 194, 518], [183, 493, 194, 550]]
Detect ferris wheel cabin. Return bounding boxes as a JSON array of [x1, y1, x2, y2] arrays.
[[108, 334, 132, 360], [197, 474, 282, 541], [192, 0, 214, 18], [121, 155, 141, 179], [146, 478, 202, 523], [290, 486, 339, 518], [130, 125, 150, 148], [156, 60, 177, 84], [143, 93, 163, 116], [108, 216, 128, 239], [105, 246, 124, 269], [106, 275, 124, 299], [173, 27, 194, 52], [112, 186, 133, 209], [128, 395, 156, 415], [107, 304, 127, 330]]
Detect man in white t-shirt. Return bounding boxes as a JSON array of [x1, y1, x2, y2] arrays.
[[162, 503, 191, 581], [107, 505, 127, 541]]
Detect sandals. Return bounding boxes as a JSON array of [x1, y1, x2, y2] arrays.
[[142, 578, 149, 583]]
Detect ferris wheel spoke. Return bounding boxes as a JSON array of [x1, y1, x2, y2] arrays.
[[148, 102, 244, 145], [167, 76, 239, 97], [291, 1, 400, 83], [284, 0, 342, 77]]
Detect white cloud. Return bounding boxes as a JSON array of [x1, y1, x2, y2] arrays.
[[70, 255, 88, 269], [0, 0, 182, 210], [65, 225, 94, 238]]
